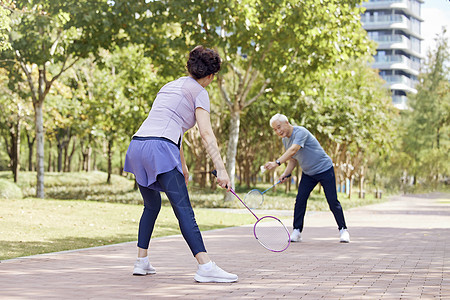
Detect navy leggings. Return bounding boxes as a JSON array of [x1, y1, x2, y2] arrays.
[[293, 166, 347, 231], [137, 168, 206, 256]]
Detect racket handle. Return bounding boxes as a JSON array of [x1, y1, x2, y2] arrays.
[[277, 173, 291, 183], [211, 169, 229, 189]]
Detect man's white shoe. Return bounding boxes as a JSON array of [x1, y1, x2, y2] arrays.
[[290, 229, 302, 242], [339, 228, 350, 243], [133, 259, 156, 276], [194, 262, 238, 283]]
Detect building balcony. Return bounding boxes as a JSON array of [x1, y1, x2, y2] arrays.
[[373, 54, 420, 75], [361, 14, 422, 38], [363, 0, 424, 21], [372, 35, 422, 57], [382, 74, 418, 93]]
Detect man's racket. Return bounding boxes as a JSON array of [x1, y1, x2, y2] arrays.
[[244, 174, 292, 209], [212, 170, 290, 252]]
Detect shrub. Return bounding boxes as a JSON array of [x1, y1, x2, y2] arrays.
[[0, 179, 23, 199]]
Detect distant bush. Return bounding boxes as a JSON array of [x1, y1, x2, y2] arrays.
[[0, 179, 23, 199]]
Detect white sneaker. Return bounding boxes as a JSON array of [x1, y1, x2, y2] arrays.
[[339, 229, 350, 243], [290, 229, 302, 242], [133, 259, 156, 276], [194, 262, 238, 283]]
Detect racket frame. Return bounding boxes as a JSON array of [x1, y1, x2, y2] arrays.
[[224, 177, 291, 252], [253, 215, 291, 252]]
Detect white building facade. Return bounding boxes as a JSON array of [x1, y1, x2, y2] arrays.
[[361, 0, 424, 110]]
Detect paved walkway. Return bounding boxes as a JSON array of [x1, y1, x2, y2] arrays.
[[1, 193, 449, 299]]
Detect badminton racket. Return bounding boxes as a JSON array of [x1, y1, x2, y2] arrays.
[[244, 174, 291, 209], [211, 170, 290, 252]]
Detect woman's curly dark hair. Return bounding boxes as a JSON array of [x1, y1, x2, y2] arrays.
[[186, 46, 221, 79]]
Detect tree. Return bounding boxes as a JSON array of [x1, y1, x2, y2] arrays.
[[0, 55, 36, 181], [44, 80, 80, 172], [0, 0, 134, 197], [402, 28, 450, 187], [0, 70, 23, 181]]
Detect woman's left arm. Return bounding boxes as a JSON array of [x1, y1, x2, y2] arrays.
[[180, 145, 189, 185]]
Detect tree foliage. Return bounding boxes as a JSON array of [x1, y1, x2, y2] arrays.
[[400, 28, 450, 187], [0, 0, 136, 197], [0, 2, 12, 51]]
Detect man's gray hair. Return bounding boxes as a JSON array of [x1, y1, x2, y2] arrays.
[[269, 113, 289, 127]]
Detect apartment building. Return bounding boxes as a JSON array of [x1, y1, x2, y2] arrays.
[[361, 0, 424, 110]]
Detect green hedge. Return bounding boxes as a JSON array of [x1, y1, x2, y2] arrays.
[[0, 179, 23, 199]]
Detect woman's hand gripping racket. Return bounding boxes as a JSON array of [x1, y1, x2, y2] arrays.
[[244, 174, 292, 209], [212, 170, 290, 252]]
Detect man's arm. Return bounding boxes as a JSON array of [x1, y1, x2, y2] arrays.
[[264, 144, 301, 170], [279, 158, 297, 183]]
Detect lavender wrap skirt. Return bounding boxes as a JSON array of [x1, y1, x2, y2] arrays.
[[123, 137, 183, 191]]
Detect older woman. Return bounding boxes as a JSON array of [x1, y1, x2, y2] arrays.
[[124, 46, 237, 283]]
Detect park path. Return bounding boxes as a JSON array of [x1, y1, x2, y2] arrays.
[[1, 193, 449, 299]]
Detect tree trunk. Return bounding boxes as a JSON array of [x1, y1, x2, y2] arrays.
[[35, 101, 45, 198], [224, 110, 240, 201], [56, 129, 70, 172], [63, 140, 68, 172], [436, 126, 440, 149], [26, 132, 35, 171], [348, 176, 353, 200], [93, 151, 97, 171], [57, 141, 64, 172], [359, 166, 365, 199], [11, 119, 20, 183], [66, 137, 76, 172], [119, 150, 124, 175], [83, 145, 92, 172], [5, 118, 21, 183], [78, 153, 82, 172], [107, 138, 113, 184], [47, 140, 52, 172]]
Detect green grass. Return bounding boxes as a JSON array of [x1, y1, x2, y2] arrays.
[[0, 171, 139, 202], [0, 178, 23, 199], [0, 197, 258, 260], [0, 170, 387, 260]]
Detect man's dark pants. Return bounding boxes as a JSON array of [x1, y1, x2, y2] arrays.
[[293, 166, 347, 231]]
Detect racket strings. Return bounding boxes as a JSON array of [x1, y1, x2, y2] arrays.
[[244, 190, 263, 209], [254, 216, 290, 252]]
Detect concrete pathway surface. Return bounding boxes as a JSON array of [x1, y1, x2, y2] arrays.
[[1, 193, 449, 299]]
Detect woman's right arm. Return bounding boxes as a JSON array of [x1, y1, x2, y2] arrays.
[[195, 107, 231, 191]]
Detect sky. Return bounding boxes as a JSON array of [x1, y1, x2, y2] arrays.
[[421, 0, 450, 56]]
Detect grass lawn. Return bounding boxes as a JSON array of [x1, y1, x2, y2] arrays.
[[0, 197, 258, 260]]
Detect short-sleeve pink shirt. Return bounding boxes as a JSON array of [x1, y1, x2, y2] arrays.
[[134, 76, 210, 144]]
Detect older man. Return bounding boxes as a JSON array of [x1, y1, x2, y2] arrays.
[[264, 113, 350, 243]]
